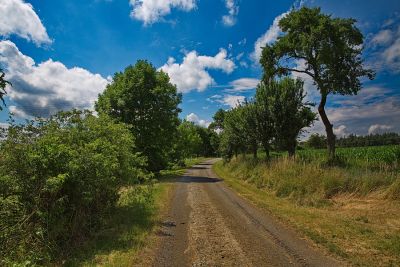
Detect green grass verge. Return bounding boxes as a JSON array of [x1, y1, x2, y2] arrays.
[[65, 157, 206, 266], [213, 159, 400, 266]]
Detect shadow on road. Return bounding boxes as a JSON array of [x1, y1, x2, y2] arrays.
[[181, 176, 222, 183]]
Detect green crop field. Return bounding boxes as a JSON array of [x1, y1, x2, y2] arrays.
[[297, 145, 400, 170]]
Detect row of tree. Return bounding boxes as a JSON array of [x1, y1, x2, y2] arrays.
[[214, 7, 374, 160], [217, 77, 315, 160]]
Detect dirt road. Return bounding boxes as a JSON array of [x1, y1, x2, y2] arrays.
[[152, 159, 341, 267]]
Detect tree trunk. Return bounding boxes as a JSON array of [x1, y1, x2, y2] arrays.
[[263, 142, 270, 159], [288, 146, 295, 158], [318, 93, 336, 160], [252, 143, 258, 159]]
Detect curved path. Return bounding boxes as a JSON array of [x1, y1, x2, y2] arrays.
[[152, 159, 341, 267]]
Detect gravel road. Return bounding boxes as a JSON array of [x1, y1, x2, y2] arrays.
[[151, 159, 341, 267]]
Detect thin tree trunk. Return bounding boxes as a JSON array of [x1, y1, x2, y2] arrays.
[[263, 142, 270, 159], [288, 146, 295, 158], [318, 93, 336, 160], [252, 143, 258, 159]]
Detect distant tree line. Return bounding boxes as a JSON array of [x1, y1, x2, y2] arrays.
[[305, 133, 400, 149]]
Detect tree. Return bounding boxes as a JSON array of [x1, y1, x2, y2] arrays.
[[242, 101, 259, 158], [260, 7, 374, 160], [270, 78, 316, 157], [0, 69, 10, 110], [0, 110, 150, 263], [208, 108, 226, 132], [255, 82, 274, 158], [306, 133, 327, 149], [177, 121, 202, 158], [96, 60, 182, 171], [219, 107, 246, 160]]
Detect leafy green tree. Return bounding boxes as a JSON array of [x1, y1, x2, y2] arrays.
[[306, 133, 327, 149], [0, 69, 10, 110], [177, 121, 202, 158], [220, 107, 246, 160], [208, 108, 226, 132], [270, 78, 316, 157], [255, 82, 274, 158], [242, 101, 259, 158], [0, 110, 149, 264], [260, 7, 374, 160], [96, 60, 182, 171], [195, 125, 219, 156]]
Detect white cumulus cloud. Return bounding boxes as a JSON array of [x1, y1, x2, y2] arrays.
[[0, 0, 51, 45], [251, 12, 288, 62], [129, 0, 196, 25], [160, 49, 235, 93], [0, 40, 109, 117], [333, 125, 348, 137], [186, 112, 210, 128], [226, 78, 259, 92], [218, 94, 245, 108], [222, 0, 239, 26], [368, 124, 393, 135]]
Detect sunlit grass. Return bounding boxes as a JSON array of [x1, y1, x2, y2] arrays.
[[213, 155, 400, 266]]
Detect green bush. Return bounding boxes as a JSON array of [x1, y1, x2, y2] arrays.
[[0, 110, 150, 265]]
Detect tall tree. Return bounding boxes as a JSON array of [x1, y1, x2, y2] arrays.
[[255, 82, 274, 158], [177, 121, 202, 158], [260, 7, 374, 160], [219, 107, 246, 160], [242, 101, 259, 159], [0, 69, 10, 110], [95, 60, 182, 171], [208, 108, 226, 132], [270, 78, 316, 157]]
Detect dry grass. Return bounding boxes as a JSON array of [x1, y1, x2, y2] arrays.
[[214, 158, 400, 266]]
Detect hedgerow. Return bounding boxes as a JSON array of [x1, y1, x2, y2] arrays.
[[0, 110, 150, 265]]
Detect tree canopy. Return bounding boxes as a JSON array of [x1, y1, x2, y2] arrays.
[[260, 7, 374, 159], [96, 60, 182, 171]]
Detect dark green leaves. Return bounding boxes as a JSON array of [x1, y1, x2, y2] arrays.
[[96, 60, 182, 171]]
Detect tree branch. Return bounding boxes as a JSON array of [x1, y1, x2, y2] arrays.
[[283, 68, 315, 79]]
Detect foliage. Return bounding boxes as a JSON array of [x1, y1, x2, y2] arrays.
[[208, 108, 226, 132], [305, 133, 327, 149], [0, 110, 150, 265], [96, 60, 182, 171], [219, 77, 314, 160], [260, 7, 374, 159], [336, 132, 400, 147], [176, 121, 202, 159], [266, 78, 316, 156], [254, 83, 274, 156], [219, 106, 247, 159]]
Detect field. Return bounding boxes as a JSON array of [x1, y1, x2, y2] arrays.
[[214, 145, 400, 266], [298, 145, 400, 170]]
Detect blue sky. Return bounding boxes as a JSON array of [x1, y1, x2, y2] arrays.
[[0, 0, 399, 137]]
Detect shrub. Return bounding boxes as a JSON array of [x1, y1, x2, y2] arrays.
[[0, 110, 150, 264]]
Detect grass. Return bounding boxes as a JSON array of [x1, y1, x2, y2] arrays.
[[65, 157, 206, 266], [213, 153, 400, 266]]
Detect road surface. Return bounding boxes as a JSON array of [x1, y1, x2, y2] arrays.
[[152, 159, 341, 267]]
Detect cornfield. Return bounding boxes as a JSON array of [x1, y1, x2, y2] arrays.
[[298, 145, 400, 170]]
